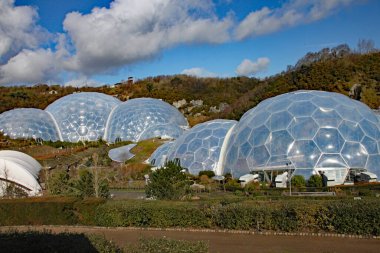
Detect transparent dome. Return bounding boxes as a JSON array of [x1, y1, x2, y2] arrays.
[[0, 108, 60, 141], [105, 98, 188, 143], [108, 144, 137, 162], [167, 119, 237, 175], [224, 90, 380, 183], [45, 92, 121, 142], [149, 141, 175, 167]]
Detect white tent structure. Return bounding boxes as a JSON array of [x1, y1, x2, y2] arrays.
[[0, 150, 42, 197]]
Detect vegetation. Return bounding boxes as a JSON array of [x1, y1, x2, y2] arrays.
[[145, 160, 191, 200], [48, 169, 110, 198], [1, 194, 380, 235], [128, 237, 208, 253], [1, 47, 379, 127]]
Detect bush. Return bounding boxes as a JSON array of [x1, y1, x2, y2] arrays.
[[307, 175, 323, 188], [128, 237, 208, 253], [198, 170, 215, 178], [291, 175, 306, 190], [145, 160, 191, 200]]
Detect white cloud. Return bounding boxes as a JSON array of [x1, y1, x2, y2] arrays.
[[0, 0, 357, 86], [235, 57, 270, 76], [0, 0, 49, 62], [181, 67, 217, 78], [63, 0, 233, 75], [0, 49, 61, 85], [0, 34, 69, 85], [235, 0, 354, 40]]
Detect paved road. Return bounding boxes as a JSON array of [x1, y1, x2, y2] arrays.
[[1, 226, 379, 253]]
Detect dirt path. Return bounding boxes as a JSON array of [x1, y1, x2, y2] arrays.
[[1, 226, 379, 253]]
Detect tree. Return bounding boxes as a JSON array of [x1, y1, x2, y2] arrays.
[[146, 82, 154, 94], [75, 169, 95, 198], [357, 39, 376, 54], [145, 160, 190, 200], [48, 170, 73, 196], [307, 174, 323, 188], [291, 175, 306, 190]]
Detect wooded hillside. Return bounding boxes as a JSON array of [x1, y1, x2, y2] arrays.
[[1, 49, 379, 125]]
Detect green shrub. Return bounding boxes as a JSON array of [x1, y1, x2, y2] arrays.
[[145, 160, 191, 200], [307, 175, 323, 188], [128, 237, 208, 253], [291, 175, 306, 190], [198, 170, 215, 178]]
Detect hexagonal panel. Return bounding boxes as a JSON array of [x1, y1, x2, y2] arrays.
[[266, 98, 291, 113], [265, 130, 294, 156], [248, 125, 270, 147], [312, 108, 342, 128], [360, 119, 380, 139], [265, 111, 293, 131], [335, 105, 362, 122], [288, 101, 317, 117], [361, 136, 379, 154], [314, 128, 345, 153], [311, 96, 338, 109], [288, 117, 319, 140], [366, 155, 380, 177], [316, 154, 348, 168], [250, 145, 270, 168], [288, 140, 321, 169], [338, 120, 364, 142], [341, 142, 368, 168]]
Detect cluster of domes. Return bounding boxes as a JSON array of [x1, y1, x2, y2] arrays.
[[150, 90, 380, 184], [0, 92, 188, 143], [1, 90, 379, 185]]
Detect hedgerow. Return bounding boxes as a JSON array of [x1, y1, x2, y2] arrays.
[[1, 198, 379, 235]]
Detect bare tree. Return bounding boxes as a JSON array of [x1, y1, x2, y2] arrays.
[[92, 153, 100, 198], [357, 39, 376, 54]]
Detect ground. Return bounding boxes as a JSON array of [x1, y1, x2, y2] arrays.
[[1, 226, 379, 253]]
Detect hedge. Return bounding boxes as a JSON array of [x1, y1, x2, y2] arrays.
[[94, 199, 380, 235], [1, 198, 379, 236]]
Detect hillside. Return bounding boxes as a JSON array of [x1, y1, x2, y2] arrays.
[[1, 50, 379, 125]]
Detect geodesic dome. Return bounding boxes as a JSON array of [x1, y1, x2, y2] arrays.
[[0, 150, 42, 196], [224, 90, 380, 184], [149, 141, 175, 167], [0, 108, 60, 141], [45, 92, 121, 142], [105, 98, 188, 143], [166, 119, 237, 175]]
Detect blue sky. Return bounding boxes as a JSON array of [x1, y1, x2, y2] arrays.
[[0, 0, 379, 86]]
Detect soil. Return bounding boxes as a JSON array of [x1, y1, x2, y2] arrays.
[[1, 226, 379, 253]]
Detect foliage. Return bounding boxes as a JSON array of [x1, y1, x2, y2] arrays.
[[48, 170, 73, 196], [128, 237, 208, 253], [145, 160, 191, 200], [198, 170, 215, 178], [308, 175, 323, 188], [75, 170, 96, 198], [48, 169, 109, 199], [1, 183, 28, 198], [291, 175, 306, 189], [224, 179, 242, 192], [1, 197, 380, 235], [1, 50, 379, 125], [94, 199, 380, 235]]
